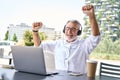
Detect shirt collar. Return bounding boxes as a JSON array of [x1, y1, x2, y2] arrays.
[[63, 39, 79, 48]]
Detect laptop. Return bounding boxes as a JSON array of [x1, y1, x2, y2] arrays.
[[11, 46, 58, 76]]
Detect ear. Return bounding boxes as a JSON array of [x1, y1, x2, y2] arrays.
[[63, 25, 66, 33], [77, 25, 82, 35], [77, 30, 82, 35]]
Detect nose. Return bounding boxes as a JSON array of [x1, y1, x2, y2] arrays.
[[67, 29, 73, 34]]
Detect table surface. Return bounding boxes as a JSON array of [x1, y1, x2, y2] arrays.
[[0, 68, 119, 80]]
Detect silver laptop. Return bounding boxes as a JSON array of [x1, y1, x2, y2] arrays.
[[11, 46, 58, 76]]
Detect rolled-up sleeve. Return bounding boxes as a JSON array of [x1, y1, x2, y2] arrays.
[[84, 35, 101, 54]]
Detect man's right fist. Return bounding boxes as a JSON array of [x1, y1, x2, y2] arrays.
[[32, 22, 43, 31]]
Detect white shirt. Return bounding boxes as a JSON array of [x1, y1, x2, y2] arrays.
[[40, 35, 101, 74]]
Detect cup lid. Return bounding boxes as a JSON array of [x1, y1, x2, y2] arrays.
[[86, 60, 98, 63]]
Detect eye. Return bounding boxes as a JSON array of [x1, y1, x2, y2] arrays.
[[65, 27, 78, 31]]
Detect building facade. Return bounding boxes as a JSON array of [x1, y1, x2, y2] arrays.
[[8, 23, 56, 41], [84, 0, 120, 39]]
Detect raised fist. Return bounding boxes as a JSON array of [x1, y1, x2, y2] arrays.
[[32, 22, 43, 31], [82, 5, 95, 17]]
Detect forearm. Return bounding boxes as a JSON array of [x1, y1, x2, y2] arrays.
[[32, 32, 41, 47], [89, 14, 100, 36]]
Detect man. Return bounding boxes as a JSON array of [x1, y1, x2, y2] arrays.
[[32, 5, 101, 75]]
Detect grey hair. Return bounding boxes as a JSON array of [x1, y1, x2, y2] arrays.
[[66, 20, 82, 30]]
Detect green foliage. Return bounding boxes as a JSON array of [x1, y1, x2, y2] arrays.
[[97, 12, 102, 19], [90, 52, 120, 60], [113, 40, 120, 54], [4, 31, 9, 40], [25, 41, 34, 46], [23, 30, 33, 46], [12, 33, 18, 42], [23, 30, 47, 46], [23, 30, 33, 42], [93, 35, 120, 55], [116, 28, 120, 39], [39, 32, 47, 40]]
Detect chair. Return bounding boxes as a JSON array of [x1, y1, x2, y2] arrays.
[[99, 62, 120, 78], [0, 49, 12, 65]]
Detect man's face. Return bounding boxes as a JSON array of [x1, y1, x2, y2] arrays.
[[64, 22, 79, 42]]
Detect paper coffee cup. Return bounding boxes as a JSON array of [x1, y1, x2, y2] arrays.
[[86, 60, 97, 77]]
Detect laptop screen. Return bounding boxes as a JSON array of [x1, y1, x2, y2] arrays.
[[11, 46, 47, 75]]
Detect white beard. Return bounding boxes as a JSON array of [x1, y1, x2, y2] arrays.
[[65, 36, 77, 43]]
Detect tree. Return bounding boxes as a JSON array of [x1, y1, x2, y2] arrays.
[[4, 31, 9, 40], [23, 30, 33, 46], [12, 33, 18, 42], [23, 30, 47, 46], [39, 32, 47, 40], [116, 28, 120, 40], [93, 35, 120, 55]]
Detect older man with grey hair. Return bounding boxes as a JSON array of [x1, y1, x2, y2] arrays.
[[32, 4, 101, 75]]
